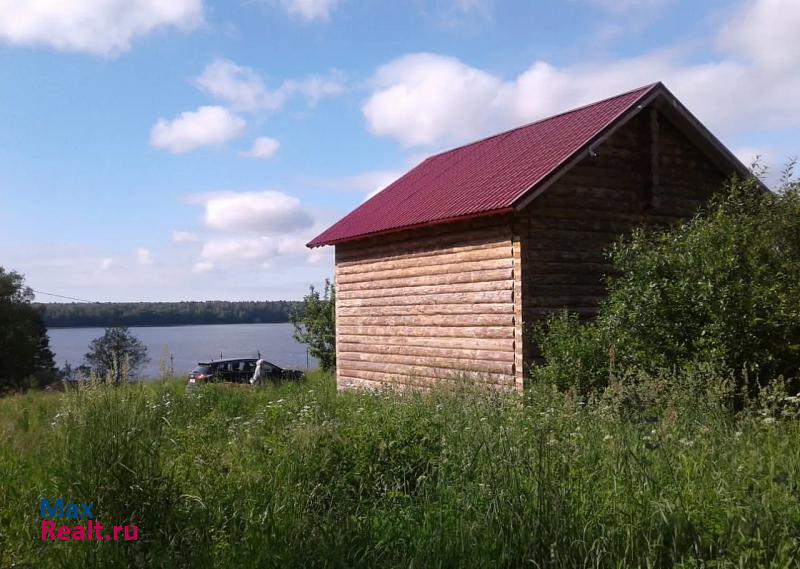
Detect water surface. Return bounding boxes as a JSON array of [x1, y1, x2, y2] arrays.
[[48, 323, 316, 378]]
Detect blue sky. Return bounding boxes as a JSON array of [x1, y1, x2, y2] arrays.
[[0, 0, 797, 302]]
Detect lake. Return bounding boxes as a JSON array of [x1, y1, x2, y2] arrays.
[[47, 323, 317, 379]]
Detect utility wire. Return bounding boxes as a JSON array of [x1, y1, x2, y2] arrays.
[[32, 289, 99, 303]]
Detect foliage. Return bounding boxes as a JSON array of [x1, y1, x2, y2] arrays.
[[1, 371, 799, 568], [290, 279, 336, 372], [0, 267, 57, 391], [534, 172, 800, 396], [35, 300, 302, 328], [84, 326, 149, 383]]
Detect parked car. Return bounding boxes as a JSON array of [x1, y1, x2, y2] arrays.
[[188, 357, 303, 385]]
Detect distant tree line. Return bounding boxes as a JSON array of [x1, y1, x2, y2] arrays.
[[34, 300, 303, 328]]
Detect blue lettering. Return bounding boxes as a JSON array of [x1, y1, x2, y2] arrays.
[[80, 503, 94, 519], [39, 499, 94, 519], [40, 498, 63, 518]]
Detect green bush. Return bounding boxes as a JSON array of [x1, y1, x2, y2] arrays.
[[534, 172, 800, 396]]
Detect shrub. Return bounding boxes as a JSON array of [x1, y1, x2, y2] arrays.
[[291, 279, 336, 372], [534, 171, 800, 395]]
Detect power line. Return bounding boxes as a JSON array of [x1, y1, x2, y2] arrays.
[[32, 290, 98, 303]]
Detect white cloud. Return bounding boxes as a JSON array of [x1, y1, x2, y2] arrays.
[[200, 234, 328, 266], [278, 0, 338, 22], [136, 248, 153, 265], [0, 0, 203, 56], [195, 58, 344, 113], [363, 53, 503, 147], [718, 0, 800, 73], [201, 236, 278, 262], [241, 137, 280, 159], [172, 230, 200, 243], [363, 41, 800, 148], [584, 0, 670, 14], [100, 257, 119, 271], [192, 261, 216, 274], [201, 190, 313, 234], [150, 106, 246, 154], [334, 169, 403, 195]]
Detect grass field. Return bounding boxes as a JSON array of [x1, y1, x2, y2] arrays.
[[1, 372, 799, 568]]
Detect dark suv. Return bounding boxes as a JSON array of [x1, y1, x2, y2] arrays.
[[188, 358, 302, 385]]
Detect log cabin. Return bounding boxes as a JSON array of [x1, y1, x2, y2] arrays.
[[307, 82, 752, 392]]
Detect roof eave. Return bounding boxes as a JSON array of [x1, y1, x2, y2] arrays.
[[307, 207, 515, 248]]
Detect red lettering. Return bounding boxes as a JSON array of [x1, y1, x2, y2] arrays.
[[113, 526, 122, 540], [72, 526, 86, 541], [124, 525, 138, 541], [41, 520, 56, 540], [94, 522, 104, 541], [57, 526, 70, 540]]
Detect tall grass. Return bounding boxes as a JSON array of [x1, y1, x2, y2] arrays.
[[1, 372, 799, 568]]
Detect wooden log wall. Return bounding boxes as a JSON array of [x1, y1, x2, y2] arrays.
[[334, 217, 520, 391], [517, 103, 729, 371]]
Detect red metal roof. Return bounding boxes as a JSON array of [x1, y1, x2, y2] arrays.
[[308, 83, 660, 248]]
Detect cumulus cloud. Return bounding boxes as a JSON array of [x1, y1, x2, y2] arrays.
[[241, 137, 280, 159], [195, 59, 345, 113], [363, 1, 800, 148], [0, 0, 203, 56], [363, 53, 503, 147], [584, 0, 670, 14], [192, 261, 216, 274], [100, 257, 120, 271], [150, 106, 246, 154], [201, 190, 313, 234], [136, 248, 153, 265], [718, 0, 800, 73], [200, 234, 327, 266], [172, 230, 200, 243], [278, 0, 338, 22]]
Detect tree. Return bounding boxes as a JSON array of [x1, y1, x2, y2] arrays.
[[535, 169, 800, 397], [0, 267, 57, 391], [84, 326, 149, 383], [291, 279, 336, 372]]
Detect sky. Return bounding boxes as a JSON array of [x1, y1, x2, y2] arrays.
[[0, 0, 797, 303]]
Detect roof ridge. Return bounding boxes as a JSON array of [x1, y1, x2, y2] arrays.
[[425, 82, 661, 161]]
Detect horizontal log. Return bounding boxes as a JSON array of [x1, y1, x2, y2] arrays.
[[525, 250, 607, 263], [338, 289, 512, 308], [338, 268, 513, 292], [337, 313, 514, 328], [336, 243, 511, 275], [527, 273, 608, 286], [526, 306, 599, 317], [336, 257, 512, 285], [338, 351, 513, 375], [339, 361, 514, 385], [337, 372, 515, 392], [336, 281, 512, 301], [527, 284, 607, 296], [337, 334, 515, 351], [335, 225, 510, 263], [338, 302, 514, 317], [337, 342, 515, 362], [524, 262, 614, 275], [525, 295, 606, 308], [337, 325, 514, 339]]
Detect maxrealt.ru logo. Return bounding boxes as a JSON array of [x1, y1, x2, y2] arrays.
[[40, 498, 139, 542]]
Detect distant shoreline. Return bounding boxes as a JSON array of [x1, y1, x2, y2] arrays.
[[46, 321, 292, 330], [34, 300, 302, 329]]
